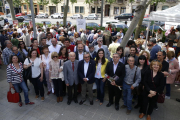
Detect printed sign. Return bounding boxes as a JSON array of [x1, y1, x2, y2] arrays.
[[13, 20, 18, 28], [29, 21, 33, 27], [76, 19, 86, 33]]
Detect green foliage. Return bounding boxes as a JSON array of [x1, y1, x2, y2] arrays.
[[70, 0, 77, 4], [38, 0, 49, 5], [13, 0, 23, 7], [106, 0, 116, 4], [24, 0, 30, 7], [84, 0, 95, 4], [51, 0, 62, 5]]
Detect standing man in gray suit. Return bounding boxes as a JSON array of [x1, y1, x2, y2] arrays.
[[94, 37, 110, 60], [63, 52, 79, 105]]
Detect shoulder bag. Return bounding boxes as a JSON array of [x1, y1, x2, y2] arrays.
[[23, 58, 32, 80]]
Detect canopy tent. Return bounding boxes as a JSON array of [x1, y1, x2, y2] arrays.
[[149, 4, 180, 22]]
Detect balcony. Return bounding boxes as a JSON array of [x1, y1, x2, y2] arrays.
[[94, 0, 99, 4], [166, 0, 178, 3], [117, 0, 123, 4]]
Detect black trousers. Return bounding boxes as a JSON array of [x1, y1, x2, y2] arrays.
[[108, 81, 122, 105], [62, 81, 66, 95], [67, 84, 77, 101], [52, 79, 63, 97], [142, 92, 158, 115], [30, 75, 44, 97]]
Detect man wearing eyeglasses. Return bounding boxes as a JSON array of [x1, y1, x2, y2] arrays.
[[11, 46, 26, 63], [2, 40, 13, 66], [46, 32, 52, 46], [94, 37, 110, 60], [78, 52, 96, 105]]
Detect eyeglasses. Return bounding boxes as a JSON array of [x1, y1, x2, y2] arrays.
[[13, 49, 18, 51], [84, 56, 90, 58], [53, 56, 58, 58], [99, 40, 102, 42], [20, 43, 24, 45], [32, 62, 34, 67]]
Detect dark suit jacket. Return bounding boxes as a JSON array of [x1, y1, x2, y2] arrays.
[[78, 59, 96, 84], [106, 61, 125, 86]]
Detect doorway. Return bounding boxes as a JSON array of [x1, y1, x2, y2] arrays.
[[49, 6, 56, 15], [105, 5, 110, 16], [35, 8, 37, 15]]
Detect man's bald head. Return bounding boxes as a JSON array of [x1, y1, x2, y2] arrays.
[[69, 52, 76, 62], [51, 38, 57, 46]]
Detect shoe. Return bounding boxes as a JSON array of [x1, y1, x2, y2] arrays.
[[47, 91, 51, 95], [139, 113, 145, 119], [67, 100, 71, 105], [26, 102, 35, 105], [41, 97, 44, 102], [18, 102, 23, 107], [147, 115, 151, 120], [93, 89, 96, 93], [96, 99, 99, 102], [60, 97, 63, 102], [120, 105, 127, 109], [28, 88, 30, 91], [115, 105, 119, 111], [35, 95, 39, 99], [126, 109, 131, 115], [74, 99, 78, 103], [165, 96, 170, 99], [106, 103, 113, 107], [57, 97, 60, 103], [79, 100, 86, 105], [134, 104, 140, 109], [154, 106, 158, 110], [90, 101, 93, 105], [176, 98, 180, 102]]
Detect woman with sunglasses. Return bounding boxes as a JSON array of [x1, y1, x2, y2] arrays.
[[134, 55, 149, 112], [116, 46, 125, 64], [24, 49, 44, 101], [7, 55, 34, 107], [139, 60, 164, 120], [49, 52, 64, 103], [18, 41, 29, 58], [95, 48, 109, 105]]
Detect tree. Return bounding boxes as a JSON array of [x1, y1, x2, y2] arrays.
[[6, 0, 16, 20], [120, 0, 166, 48], [51, 0, 62, 13], [13, 0, 23, 13], [63, 0, 69, 26], [24, 0, 30, 7], [70, 0, 77, 15], [106, 0, 116, 17], [38, 0, 49, 13], [84, 0, 94, 14]]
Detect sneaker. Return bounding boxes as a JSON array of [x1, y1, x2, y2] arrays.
[[126, 109, 131, 115], [165, 96, 170, 99], [41, 97, 44, 102], [35, 95, 39, 99], [120, 105, 127, 109]]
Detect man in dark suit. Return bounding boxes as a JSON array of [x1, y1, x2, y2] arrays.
[[78, 52, 96, 105], [106, 53, 125, 111], [75, 43, 85, 61]]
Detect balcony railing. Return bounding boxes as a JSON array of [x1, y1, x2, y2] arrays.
[[117, 0, 123, 4], [166, 0, 178, 3]]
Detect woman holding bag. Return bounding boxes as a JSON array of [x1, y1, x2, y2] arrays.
[[7, 55, 34, 107], [49, 52, 64, 103], [139, 60, 164, 120]]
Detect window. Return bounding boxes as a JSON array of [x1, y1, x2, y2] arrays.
[[91, 7, 95, 13], [61, 6, 69, 12], [114, 7, 119, 14], [97, 7, 101, 13], [75, 6, 79, 13], [24, 5, 27, 10], [162, 6, 169, 10], [121, 7, 126, 13], [80, 7, 84, 13], [40, 5, 43, 10]]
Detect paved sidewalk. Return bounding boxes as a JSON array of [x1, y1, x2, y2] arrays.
[[0, 64, 180, 120]]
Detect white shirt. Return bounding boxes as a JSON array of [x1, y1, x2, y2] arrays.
[[48, 44, 61, 54], [97, 45, 103, 50], [78, 52, 84, 61], [46, 39, 52, 46], [24, 58, 42, 78], [17, 28, 23, 35], [113, 62, 119, 74], [41, 54, 51, 70], [74, 46, 89, 52], [95, 63, 102, 78], [84, 61, 89, 78]]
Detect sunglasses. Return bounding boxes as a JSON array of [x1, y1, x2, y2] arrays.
[[53, 56, 58, 58], [32, 62, 34, 67], [20, 43, 24, 45]]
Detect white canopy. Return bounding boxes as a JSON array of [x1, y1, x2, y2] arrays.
[[149, 4, 180, 23]]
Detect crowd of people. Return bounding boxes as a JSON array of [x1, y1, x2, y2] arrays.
[[1, 21, 180, 120]]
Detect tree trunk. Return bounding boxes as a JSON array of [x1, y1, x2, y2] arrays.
[[134, 5, 149, 39], [120, 0, 148, 48], [56, 4, 58, 13], [63, 0, 69, 27], [43, 5, 45, 13], [89, 3, 90, 13], [7, 0, 16, 20]]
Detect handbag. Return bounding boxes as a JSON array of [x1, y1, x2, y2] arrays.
[[151, 71, 165, 103], [23, 58, 32, 80], [7, 87, 20, 103], [58, 60, 64, 80]]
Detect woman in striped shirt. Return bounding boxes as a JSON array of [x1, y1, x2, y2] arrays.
[[7, 55, 34, 107]]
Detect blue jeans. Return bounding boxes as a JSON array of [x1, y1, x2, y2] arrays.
[[166, 84, 171, 97], [95, 78, 105, 102], [123, 82, 133, 110], [13, 81, 29, 104]]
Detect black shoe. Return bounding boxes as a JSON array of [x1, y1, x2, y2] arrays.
[[106, 103, 113, 107], [74, 99, 78, 103], [93, 90, 96, 93], [90, 101, 93, 105], [115, 105, 119, 111], [134, 104, 140, 109], [176, 98, 180, 102], [67, 100, 71, 105], [79, 100, 86, 105]]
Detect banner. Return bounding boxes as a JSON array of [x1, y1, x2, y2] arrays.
[[13, 20, 18, 28], [29, 21, 33, 27], [76, 19, 86, 33]]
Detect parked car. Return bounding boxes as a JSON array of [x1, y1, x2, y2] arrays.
[[6, 13, 11, 18], [114, 13, 134, 21], [111, 23, 128, 29], [60, 21, 72, 25], [15, 13, 24, 17], [102, 20, 119, 27], [144, 14, 150, 18], [87, 22, 99, 27], [16, 16, 25, 22], [142, 18, 165, 27], [27, 14, 36, 18], [51, 13, 63, 19], [41, 21, 51, 25], [142, 23, 165, 31], [85, 14, 98, 20], [70, 14, 83, 19], [36, 13, 49, 18]]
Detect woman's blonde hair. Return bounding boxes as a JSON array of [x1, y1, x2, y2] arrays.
[[140, 51, 150, 61], [167, 51, 175, 60], [150, 60, 162, 72], [51, 52, 59, 59]]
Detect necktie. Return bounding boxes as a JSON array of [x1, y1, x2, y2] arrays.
[[72, 62, 74, 71]]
